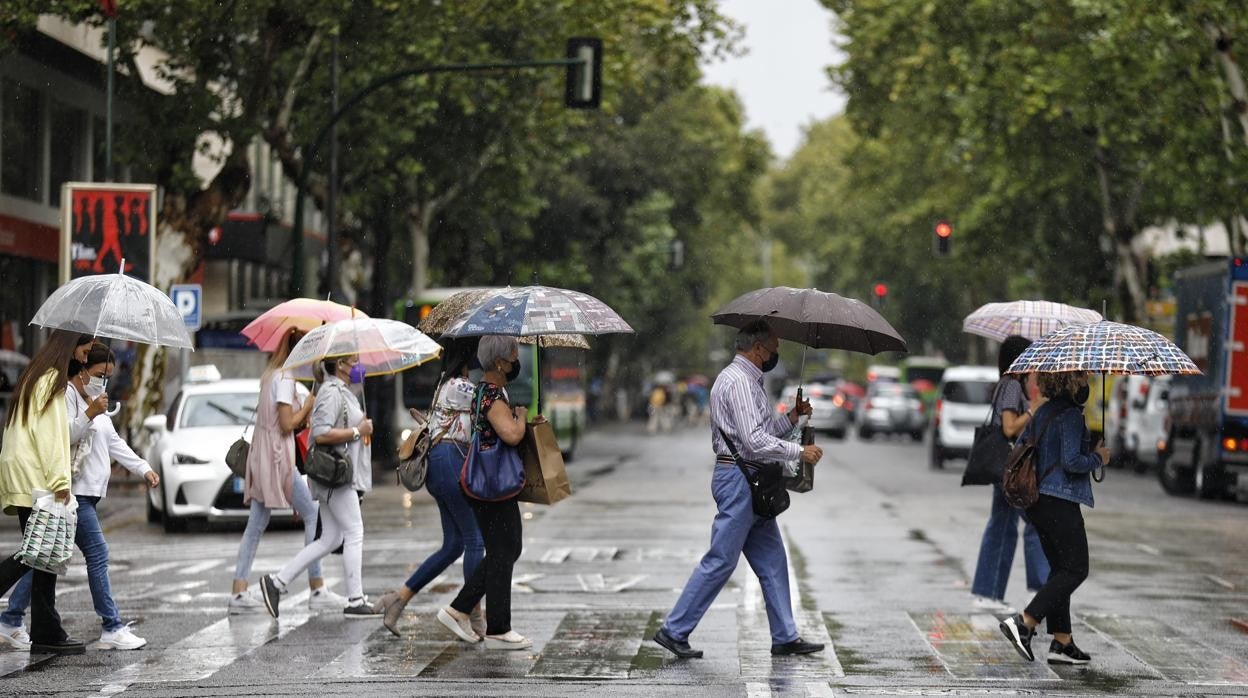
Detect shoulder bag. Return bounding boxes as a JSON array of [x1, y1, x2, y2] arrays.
[[397, 377, 450, 492], [224, 410, 256, 479], [720, 428, 790, 518], [961, 379, 1013, 486], [460, 386, 526, 501], [304, 386, 353, 489]]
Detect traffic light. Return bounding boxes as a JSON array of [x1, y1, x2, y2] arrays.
[[565, 38, 603, 109], [934, 220, 952, 257], [872, 283, 888, 308]]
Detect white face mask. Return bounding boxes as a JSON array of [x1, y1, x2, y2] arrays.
[[84, 376, 107, 398]]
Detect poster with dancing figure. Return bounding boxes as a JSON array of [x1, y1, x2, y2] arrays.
[[59, 183, 158, 283]]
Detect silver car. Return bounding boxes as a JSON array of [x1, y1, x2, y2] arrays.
[[777, 382, 850, 439], [857, 382, 926, 441]]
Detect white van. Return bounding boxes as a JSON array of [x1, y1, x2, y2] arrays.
[[1125, 376, 1171, 471], [930, 365, 1000, 469]]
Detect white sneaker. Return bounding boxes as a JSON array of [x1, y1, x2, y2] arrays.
[[971, 595, 1015, 614], [437, 607, 480, 643], [484, 631, 533, 650], [308, 587, 348, 610], [228, 590, 265, 615], [96, 624, 147, 650], [0, 623, 31, 650]]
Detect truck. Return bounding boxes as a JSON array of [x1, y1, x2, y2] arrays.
[[1160, 258, 1248, 501]]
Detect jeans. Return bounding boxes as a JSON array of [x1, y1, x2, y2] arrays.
[[970, 484, 1050, 600], [0, 508, 68, 643], [234, 468, 321, 582], [276, 486, 364, 600], [450, 496, 521, 636], [2, 496, 123, 632], [662, 464, 799, 645], [404, 442, 483, 593], [1024, 495, 1089, 635]]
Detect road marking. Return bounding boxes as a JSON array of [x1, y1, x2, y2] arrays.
[[1082, 614, 1248, 685], [574, 573, 646, 592], [129, 561, 184, 577], [745, 681, 772, 698], [908, 613, 1060, 681], [85, 586, 318, 696], [176, 559, 222, 575], [0, 650, 55, 679], [804, 681, 837, 697], [1206, 574, 1236, 590], [528, 610, 651, 678], [738, 544, 843, 680], [1135, 543, 1162, 557]]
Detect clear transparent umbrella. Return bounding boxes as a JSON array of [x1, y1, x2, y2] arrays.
[[30, 261, 193, 349], [281, 318, 442, 380]]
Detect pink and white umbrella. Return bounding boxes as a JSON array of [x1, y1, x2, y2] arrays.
[[963, 300, 1102, 341], [242, 298, 368, 352]]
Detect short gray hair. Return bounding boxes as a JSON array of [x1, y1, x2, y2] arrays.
[[477, 335, 520, 369], [734, 319, 773, 352]]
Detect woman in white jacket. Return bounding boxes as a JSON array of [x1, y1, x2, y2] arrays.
[[0, 342, 158, 650]]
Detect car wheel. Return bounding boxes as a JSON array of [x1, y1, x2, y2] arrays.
[[146, 489, 161, 523], [858, 428, 873, 441], [828, 429, 846, 440], [1157, 432, 1194, 495], [161, 486, 186, 533], [910, 431, 923, 442], [1195, 461, 1225, 500]]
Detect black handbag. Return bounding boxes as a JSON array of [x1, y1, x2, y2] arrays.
[[961, 379, 1014, 486], [305, 386, 353, 489], [719, 429, 790, 518]]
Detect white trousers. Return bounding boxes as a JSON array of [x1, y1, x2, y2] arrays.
[[276, 486, 364, 600]]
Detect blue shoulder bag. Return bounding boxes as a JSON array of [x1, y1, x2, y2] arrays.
[[460, 386, 526, 501]]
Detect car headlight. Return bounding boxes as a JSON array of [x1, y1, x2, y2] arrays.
[[173, 453, 210, 465]]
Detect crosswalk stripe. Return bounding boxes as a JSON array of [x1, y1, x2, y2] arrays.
[[176, 559, 222, 575], [907, 612, 1060, 681], [1082, 614, 1248, 685], [129, 561, 183, 577], [528, 610, 651, 678]]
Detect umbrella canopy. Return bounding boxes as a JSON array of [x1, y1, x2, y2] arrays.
[[30, 270, 193, 350], [282, 318, 442, 380], [1007, 321, 1200, 376], [440, 285, 633, 338], [964, 300, 1103, 341], [241, 298, 367, 352], [419, 288, 591, 349], [711, 286, 907, 355]]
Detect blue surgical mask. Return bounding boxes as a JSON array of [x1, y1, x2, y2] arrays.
[[348, 362, 367, 385]]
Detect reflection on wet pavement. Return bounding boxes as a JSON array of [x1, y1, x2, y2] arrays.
[[528, 610, 651, 678], [910, 612, 1060, 681], [1082, 614, 1248, 685]]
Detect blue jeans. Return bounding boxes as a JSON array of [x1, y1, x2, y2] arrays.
[[233, 468, 321, 581], [971, 484, 1050, 600], [2, 496, 121, 632], [404, 441, 483, 592], [662, 464, 799, 645]]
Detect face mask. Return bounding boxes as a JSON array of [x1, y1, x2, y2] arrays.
[[1074, 384, 1090, 405], [504, 359, 522, 382], [84, 376, 107, 398], [348, 362, 367, 385], [760, 349, 780, 373]]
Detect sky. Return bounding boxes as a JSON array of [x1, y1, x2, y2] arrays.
[[701, 0, 846, 161]]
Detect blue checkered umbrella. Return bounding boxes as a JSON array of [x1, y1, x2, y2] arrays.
[[440, 286, 633, 338], [1007, 321, 1199, 376]]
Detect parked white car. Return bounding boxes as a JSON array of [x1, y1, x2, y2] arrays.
[[930, 365, 999, 469], [1126, 375, 1171, 471], [143, 378, 293, 531]]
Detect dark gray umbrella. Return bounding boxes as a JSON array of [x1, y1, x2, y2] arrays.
[[711, 286, 907, 355]]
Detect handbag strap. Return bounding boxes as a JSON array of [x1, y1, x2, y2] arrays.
[[717, 427, 759, 481], [983, 378, 1007, 428]]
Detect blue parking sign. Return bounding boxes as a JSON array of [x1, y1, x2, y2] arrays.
[[170, 284, 202, 332]]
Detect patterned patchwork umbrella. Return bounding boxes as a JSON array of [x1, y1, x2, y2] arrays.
[[963, 300, 1102, 341], [1007, 321, 1200, 376], [418, 288, 591, 349], [440, 286, 633, 338]]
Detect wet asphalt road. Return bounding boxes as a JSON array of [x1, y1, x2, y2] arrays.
[[0, 421, 1245, 697]]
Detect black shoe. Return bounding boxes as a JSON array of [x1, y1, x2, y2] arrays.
[[771, 638, 825, 656], [260, 574, 281, 619], [999, 614, 1035, 662], [30, 638, 86, 655], [1048, 639, 1091, 665], [653, 627, 703, 659]]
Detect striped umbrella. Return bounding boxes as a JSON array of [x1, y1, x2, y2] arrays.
[[1007, 321, 1199, 376], [964, 301, 1102, 341]]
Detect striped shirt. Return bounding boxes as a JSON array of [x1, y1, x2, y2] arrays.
[[710, 354, 802, 463]]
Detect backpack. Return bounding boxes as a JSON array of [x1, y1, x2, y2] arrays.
[[1001, 407, 1071, 509]]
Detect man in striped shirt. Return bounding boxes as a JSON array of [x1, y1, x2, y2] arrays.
[[653, 320, 825, 659]]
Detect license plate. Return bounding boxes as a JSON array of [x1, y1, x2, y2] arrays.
[[232, 476, 244, 494]]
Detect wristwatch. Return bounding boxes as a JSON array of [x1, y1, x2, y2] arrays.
[[351, 426, 361, 442]]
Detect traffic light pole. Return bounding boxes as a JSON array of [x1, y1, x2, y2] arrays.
[[288, 56, 590, 298]]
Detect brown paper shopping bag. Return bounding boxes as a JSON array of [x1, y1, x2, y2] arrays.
[[518, 420, 572, 505]]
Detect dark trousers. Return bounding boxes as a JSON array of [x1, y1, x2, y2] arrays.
[[1023, 495, 1088, 635], [450, 496, 522, 636], [0, 508, 68, 643]]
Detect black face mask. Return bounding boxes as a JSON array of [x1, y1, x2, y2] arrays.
[[504, 359, 522, 382], [761, 350, 780, 373], [1074, 384, 1090, 405]]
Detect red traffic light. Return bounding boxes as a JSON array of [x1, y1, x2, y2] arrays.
[[873, 283, 889, 298], [935, 221, 952, 238]]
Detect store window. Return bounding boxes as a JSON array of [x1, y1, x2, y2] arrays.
[[1, 78, 45, 202], [49, 100, 86, 206]]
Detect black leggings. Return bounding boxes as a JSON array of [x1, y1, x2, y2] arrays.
[[1023, 495, 1088, 635], [450, 496, 522, 635], [0, 508, 68, 644]]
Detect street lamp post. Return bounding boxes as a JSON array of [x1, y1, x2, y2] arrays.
[[288, 39, 602, 298]]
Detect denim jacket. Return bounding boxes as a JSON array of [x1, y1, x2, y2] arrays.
[[1025, 397, 1100, 507]]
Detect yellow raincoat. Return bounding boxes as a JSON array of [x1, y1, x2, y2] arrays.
[[0, 370, 71, 513]]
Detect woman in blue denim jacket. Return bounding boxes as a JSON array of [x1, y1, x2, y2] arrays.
[[1000, 371, 1109, 666]]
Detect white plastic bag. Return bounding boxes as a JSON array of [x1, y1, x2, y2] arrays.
[[15, 489, 78, 575]]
